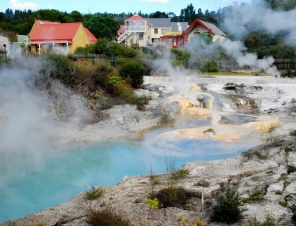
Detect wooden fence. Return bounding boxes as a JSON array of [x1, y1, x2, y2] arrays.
[[273, 59, 296, 70]]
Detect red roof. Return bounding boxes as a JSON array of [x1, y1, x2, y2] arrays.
[[117, 25, 125, 35], [84, 27, 97, 43], [126, 14, 145, 21], [30, 22, 83, 42]]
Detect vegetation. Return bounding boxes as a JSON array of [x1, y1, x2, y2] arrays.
[[194, 178, 210, 187], [83, 15, 120, 40], [210, 185, 242, 224], [245, 215, 277, 226], [154, 186, 189, 208], [178, 215, 204, 226], [85, 208, 134, 226], [242, 185, 266, 203], [85, 186, 104, 200], [145, 197, 160, 209], [290, 130, 296, 137], [118, 60, 145, 88]]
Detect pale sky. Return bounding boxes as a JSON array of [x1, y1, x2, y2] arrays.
[[1, 0, 253, 15]]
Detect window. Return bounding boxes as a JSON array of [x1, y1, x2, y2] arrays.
[[154, 28, 158, 34], [139, 33, 143, 40]]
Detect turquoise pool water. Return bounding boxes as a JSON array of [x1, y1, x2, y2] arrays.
[[0, 140, 251, 223]]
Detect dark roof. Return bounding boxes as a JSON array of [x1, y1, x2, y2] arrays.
[[170, 22, 188, 31], [200, 20, 226, 37], [145, 18, 171, 27]]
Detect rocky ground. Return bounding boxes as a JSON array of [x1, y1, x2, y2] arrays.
[[2, 75, 296, 226]]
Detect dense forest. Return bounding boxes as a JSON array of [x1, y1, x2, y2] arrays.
[[0, 0, 296, 59]]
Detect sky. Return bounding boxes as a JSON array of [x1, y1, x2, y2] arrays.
[[1, 0, 253, 15]]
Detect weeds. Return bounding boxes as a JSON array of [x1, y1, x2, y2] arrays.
[[290, 130, 296, 137], [246, 215, 276, 226], [85, 208, 133, 226], [178, 215, 204, 226], [278, 200, 288, 207], [85, 186, 104, 200], [253, 151, 268, 160], [171, 169, 190, 180], [242, 185, 266, 203]]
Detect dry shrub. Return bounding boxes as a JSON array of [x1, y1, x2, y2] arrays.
[[85, 208, 133, 226]]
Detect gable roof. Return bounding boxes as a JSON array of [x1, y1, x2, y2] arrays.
[[118, 25, 125, 35], [30, 22, 83, 43], [145, 18, 170, 27], [171, 22, 188, 31], [184, 18, 227, 37], [126, 14, 145, 21], [84, 27, 97, 43]]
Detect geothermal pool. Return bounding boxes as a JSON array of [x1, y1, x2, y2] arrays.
[[0, 140, 252, 223]]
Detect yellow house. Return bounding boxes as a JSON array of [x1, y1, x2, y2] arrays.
[[28, 20, 97, 55]]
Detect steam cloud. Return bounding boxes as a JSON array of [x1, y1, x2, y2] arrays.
[[0, 56, 91, 185]]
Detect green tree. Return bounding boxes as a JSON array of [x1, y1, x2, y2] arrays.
[[84, 14, 119, 40], [31, 9, 67, 22], [149, 11, 168, 18], [70, 10, 84, 22]]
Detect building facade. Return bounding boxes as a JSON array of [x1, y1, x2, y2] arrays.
[[28, 20, 97, 55]]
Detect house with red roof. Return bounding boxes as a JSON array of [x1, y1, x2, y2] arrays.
[[161, 18, 227, 48], [28, 20, 97, 55], [118, 15, 226, 48], [118, 14, 151, 47]]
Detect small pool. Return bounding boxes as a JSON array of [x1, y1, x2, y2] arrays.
[[0, 140, 251, 223]]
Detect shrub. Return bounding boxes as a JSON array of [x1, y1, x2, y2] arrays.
[[171, 169, 190, 180], [210, 185, 242, 224], [42, 54, 73, 84], [145, 197, 160, 209], [95, 60, 114, 88], [290, 130, 296, 137], [242, 185, 266, 203], [154, 187, 189, 208], [85, 186, 104, 200], [278, 200, 288, 207], [134, 95, 150, 111], [118, 61, 145, 88], [246, 215, 276, 226], [194, 178, 210, 187], [85, 208, 133, 226], [178, 215, 204, 226], [199, 59, 219, 73]]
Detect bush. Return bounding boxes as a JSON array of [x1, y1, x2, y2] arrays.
[[246, 215, 276, 226], [210, 185, 242, 224], [194, 178, 210, 187], [118, 61, 145, 88], [42, 54, 73, 84], [199, 59, 219, 73], [154, 187, 189, 208], [85, 186, 104, 200], [85, 208, 133, 226], [95, 60, 114, 88], [290, 130, 296, 137], [171, 169, 190, 180], [145, 197, 160, 209], [242, 185, 266, 203]]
